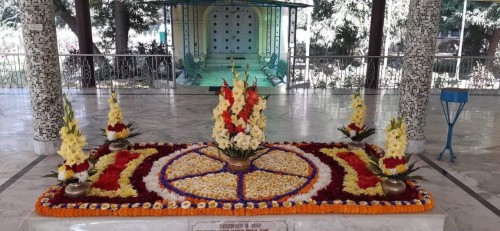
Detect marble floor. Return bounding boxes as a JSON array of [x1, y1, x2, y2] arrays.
[[0, 87, 499, 230]]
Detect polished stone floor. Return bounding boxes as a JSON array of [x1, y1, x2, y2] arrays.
[[0, 87, 499, 230]]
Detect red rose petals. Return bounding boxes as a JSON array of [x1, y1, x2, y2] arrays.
[[91, 151, 140, 191], [336, 152, 380, 189]]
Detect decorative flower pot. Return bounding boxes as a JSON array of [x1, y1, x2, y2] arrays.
[[347, 141, 365, 150], [227, 158, 251, 173], [381, 179, 406, 196], [109, 142, 129, 152], [64, 182, 90, 199]]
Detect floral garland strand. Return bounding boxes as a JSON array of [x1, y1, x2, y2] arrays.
[[35, 180, 434, 217], [338, 90, 375, 142], [56, 95, 90, 183], [212, 62, 267, 158], [103, 89, 140, 146]]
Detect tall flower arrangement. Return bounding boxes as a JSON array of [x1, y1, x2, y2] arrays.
[[56, 95, 91, 183], [380, 116, 408, 175], [370, 116, 423, 181], [338, 90, 375, 142], [212, 63, 267, 158], [103, 89, 140, 146]]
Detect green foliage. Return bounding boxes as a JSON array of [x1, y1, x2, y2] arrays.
[[439, 0, 499, 57], [439, 0, 465, 33], [310, 0, 371, 55], [338, 126, 376, 142], [90, 0, 159, 49], [312, 0, 336, 21], [0, 0, 19, 28], [333, 21, 359, 55], [310, 0, 411, 55], [462, 25, 490, 56]]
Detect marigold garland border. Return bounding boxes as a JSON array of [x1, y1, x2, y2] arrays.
[[36, 142, 435, 217]]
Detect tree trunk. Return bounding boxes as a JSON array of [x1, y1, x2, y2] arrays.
[[55, 0, 105, 68], [75, 0, 96, 87], [114, 0, 129, 79], [114, 0, 129, 54], [365, 0, 386, 89], [486, 28, 500, 69]]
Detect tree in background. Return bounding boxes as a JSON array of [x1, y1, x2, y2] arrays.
[[0, 0, 21, 52], [439, 0, 500, 83], [52, 0, 159, 55], [382, 0, 409, 51], [439, 0, 500, 57], [310, 0, 371, 56], [467, 1, 500, 60], [309, 0, 411, 56], [91, 0, 159, 54], [0, 0, 19, 28]]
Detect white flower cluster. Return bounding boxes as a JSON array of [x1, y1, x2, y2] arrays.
[[172, 173, 238, 200], [244, 170, 306, 199], [253, 150, 310, 177], [144, 145, 205, 202], [271, 145, 332, 202], [146, 144, 333, 202], [165, 153, 224, 179], [212, 77, 267, 152], [199, 146, 230, 161]]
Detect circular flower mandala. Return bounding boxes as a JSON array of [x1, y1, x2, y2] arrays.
[[144, 144, 331, 203]]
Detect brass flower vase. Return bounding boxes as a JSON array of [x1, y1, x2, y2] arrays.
[[227, 158, 251, 173], [64, 182, 90, 199], [347, 141, 365, 150], [381, 179, 406, 196], [109, 142, 129, 152]]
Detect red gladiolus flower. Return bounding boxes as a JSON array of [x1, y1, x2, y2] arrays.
[[235, 125, 245, 133], [221, 80, 234, 106], [246, 89, 259, 106], [239, 110, 249, 123], [222, 110, 234, 133], [222, 111, 231, 122]]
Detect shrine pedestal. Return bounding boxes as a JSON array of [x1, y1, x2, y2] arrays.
[[21, 206, 448, 231]]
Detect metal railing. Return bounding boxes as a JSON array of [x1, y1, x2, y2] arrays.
[[0, 53, 175, 89], [289, 55, 500, 89], [1, 53, 499, 89]]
